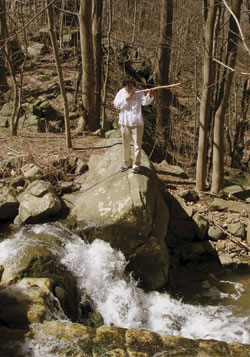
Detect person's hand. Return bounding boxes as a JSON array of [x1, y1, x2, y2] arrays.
[[126, 93, 133, 101], [149, 89, 154, 97]]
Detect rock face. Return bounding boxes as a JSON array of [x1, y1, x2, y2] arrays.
[[15, 180, 61, 225], [63, 144, 169, 290], [0, 321, 249, 357]]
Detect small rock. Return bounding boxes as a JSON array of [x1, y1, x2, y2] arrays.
[[192, 212, 208, 240], [219, 254, 234, 266], [179, 190, 199, 202], [208, 226, 225, 241], [21, 163, 41, 181], [227, 222, 246, 240], [75, 159, 88, 175]]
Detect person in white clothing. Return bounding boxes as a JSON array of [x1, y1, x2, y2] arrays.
[[114, 79, 154, 173]]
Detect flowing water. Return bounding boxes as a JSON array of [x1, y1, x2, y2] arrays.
[[0, 223, 249, 353]]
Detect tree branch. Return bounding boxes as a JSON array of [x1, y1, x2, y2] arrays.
[[222, 0, 250, 56], [213, 57, 250, 75]]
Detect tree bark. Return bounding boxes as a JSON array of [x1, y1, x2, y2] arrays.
[[211, 0, 242, 194], [195, 0, 218, 191], [0, 0, 9, 108], [92, 0, 103, 128], [154, 0, 173, 154], [46, 0, 72, 149], [79, 0, 98, 131]]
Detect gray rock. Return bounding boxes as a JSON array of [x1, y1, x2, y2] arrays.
[[63, 145, 169, 290], [169, 165, 189, 178], [75, 159, 88, 175], [0, 186, 19, 220], [57, 92, 76, 112], [227, 222, 246, 240], [27, 43, 48, 58], [219, 254, 234, 266], [15, 180, 61, 225], [19, 114, 46, 132], [247, 224, 250, 243], [192, 212, 208, 240], [208, 226, 225, 241], [21, 163, 41, 181], [105, 129, 122, 139], [210, 198, 250, 213], [0, 102, 12, 127], [224, 185, 250, 202]]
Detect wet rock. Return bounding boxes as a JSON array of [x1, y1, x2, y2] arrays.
[[227, 222, 246, 240], [208, 225, 225, 241], [63, 143, 169, 290], [210, 198, 250, 213], [0, 186, 19, 220], [192, 212, 208, 240], [0, 278, 53, 328], [179, 189, 199, 202], [2, 321, 248, 357], [15, 180, 61, 225]]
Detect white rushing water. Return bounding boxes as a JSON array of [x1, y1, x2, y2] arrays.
[[0, 223, 249, 346]]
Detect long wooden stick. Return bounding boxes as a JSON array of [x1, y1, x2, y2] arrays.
[[134, 82, 181, 94]]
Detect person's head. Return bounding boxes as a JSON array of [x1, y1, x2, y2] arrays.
[[122, 79, 135, 92]]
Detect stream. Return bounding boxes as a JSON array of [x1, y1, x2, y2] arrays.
[[0, 222, 249, 353]]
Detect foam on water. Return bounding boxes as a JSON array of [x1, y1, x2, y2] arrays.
[[0, 223, 249, 347]]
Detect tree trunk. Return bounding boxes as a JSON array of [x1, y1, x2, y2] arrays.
[[92, 0, 103, 128], [46, 0, 72, 149], [195, 0, 218, 191], [211, 0, 242, 193], [101, 0, 112, 129], [79, 0, 98, 131], [154, 0, 174, 154], [0, 0, 9, 108]]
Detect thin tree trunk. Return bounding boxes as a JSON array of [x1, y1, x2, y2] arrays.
[[79, 0, 98, 131], [154, 0, 173, 155], [92, 0, 102, 128], [211, 0, 242, 193], [101, 0, 112, 129], [195, 0, 218, 191], [46, 0, 72, 149]]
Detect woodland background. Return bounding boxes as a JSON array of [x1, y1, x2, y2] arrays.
[[0, 0, 249, 193]]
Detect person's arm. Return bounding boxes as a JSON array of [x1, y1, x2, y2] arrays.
[[141, 89, 154, 106], [114, 90, 129, 111]]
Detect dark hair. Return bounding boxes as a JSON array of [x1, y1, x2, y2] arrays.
[[122, 79, 135, 87]]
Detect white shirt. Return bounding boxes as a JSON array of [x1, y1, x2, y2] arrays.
[[114, 87, 154, 126]]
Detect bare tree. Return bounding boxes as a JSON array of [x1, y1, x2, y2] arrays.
[[154, 0, 174, 155], [211, 0, 242, 194], [46, 0, 72, 148], [79, 0, 99, 131], [195, 0, 218, 191]]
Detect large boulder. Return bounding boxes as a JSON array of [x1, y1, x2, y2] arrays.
[[63, 143, 169, 290], [14, 180, 61, 225]]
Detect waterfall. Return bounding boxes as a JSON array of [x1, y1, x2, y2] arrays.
[[0, 223, 249, 346]]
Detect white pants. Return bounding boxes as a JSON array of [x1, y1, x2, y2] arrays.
[[120, 125, 144, 168]]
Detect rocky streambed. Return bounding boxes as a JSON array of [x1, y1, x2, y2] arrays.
[[0, 139, 250, 356]]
